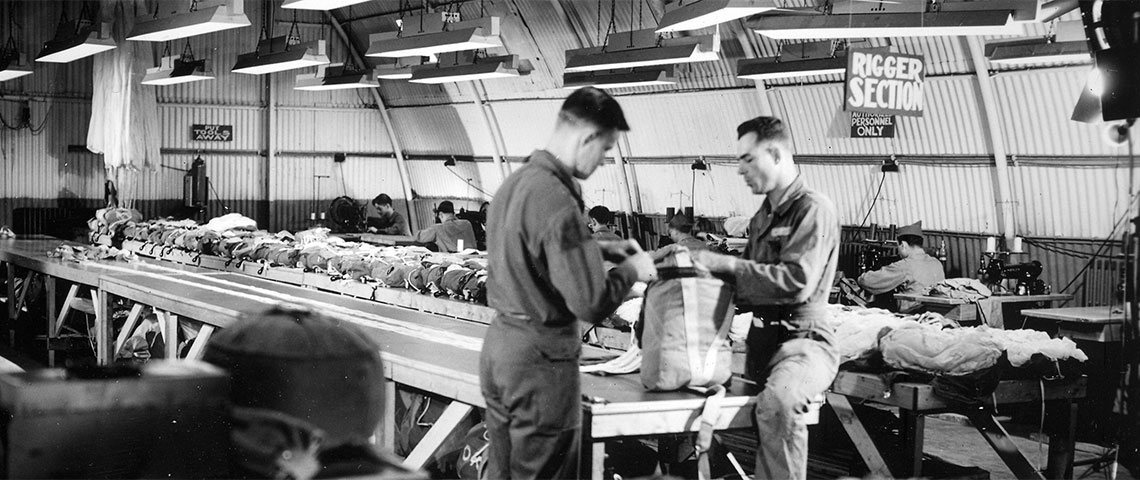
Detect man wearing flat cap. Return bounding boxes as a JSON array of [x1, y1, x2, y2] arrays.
[[412, 200, 477, 252], [857, 220, 946, 313], [651, 213, 707, 260]]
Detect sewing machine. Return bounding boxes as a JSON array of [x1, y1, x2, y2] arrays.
[[978, 254, 1051, 295]]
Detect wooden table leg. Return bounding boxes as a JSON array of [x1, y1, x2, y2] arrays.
[[184, 324, 215, 360], [113, 303, 144, 357], [963, 405, 1046, 480], [1045, 399, 1078, 480], [402, 401, 474, 469], [44, 277, 56, 367], [825, 393, 894, 477], [164, 312, 179, 359], [4, 263, 14, 337], [93, 290, 110, 365], [590, 441, 605, 480], [381, 380, 396, 450], [901, 409, 925, 477]]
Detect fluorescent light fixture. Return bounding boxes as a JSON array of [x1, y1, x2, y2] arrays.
[[751, 10, 1024, 39], [36, 22, 116, 63], [0, 53, 33, 81], [295, 63, 379, 90], [563, 66, 678, 89], [142, 55, 214, 85], [564, 28, 720, 73], [985, 39, 1089, 65], [374, 56, 435, 80], [737, 55, 846, 80], [657, 0, 779, 33], [232, 37, 329, 75], [985, 20, 1090, 65], [737, 40, 847, 80], [409, 54, 528, 84], [281, 0, 372, 10], [127, 0, 250, 42], [366, 16, 502, 58], [1071, 67, 1102, 123]]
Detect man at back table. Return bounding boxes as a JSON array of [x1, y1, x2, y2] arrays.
[[480, 87, 655, 479], [587, 206, 623, 241], [365, 193, 410, 235], [412, 201, 477, 253], [689, 116, 840, 480], [857, 220, 945, 313]]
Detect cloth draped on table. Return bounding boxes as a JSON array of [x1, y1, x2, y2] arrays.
[[88, 0, 161, 208]]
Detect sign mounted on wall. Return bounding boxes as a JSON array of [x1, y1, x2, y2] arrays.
[[191, 124, 233, 142], [850, 112, 895, 138], [844, 48, 925, 117]]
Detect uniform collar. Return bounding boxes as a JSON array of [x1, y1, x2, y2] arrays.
[[529, 149, 584, 210], [767, 175, 808, 216]]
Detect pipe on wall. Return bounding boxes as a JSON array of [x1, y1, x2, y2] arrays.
[[327, 12, 419, 232], [967, 36, 1017, 241]]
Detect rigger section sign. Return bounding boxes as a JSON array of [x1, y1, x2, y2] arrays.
[[845, 48, 925, 117]]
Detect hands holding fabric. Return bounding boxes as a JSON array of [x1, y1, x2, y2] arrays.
[[599, 240, 657, 282]]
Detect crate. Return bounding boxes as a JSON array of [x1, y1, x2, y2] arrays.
[[0, 361, 230, 479]]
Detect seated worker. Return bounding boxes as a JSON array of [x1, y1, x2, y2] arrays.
[[365, 194, 410, 236], [413, 201, 477, 252], [587, 205, 623, 241], [857, 221, 946, 313], [651, 213, 707, 260]]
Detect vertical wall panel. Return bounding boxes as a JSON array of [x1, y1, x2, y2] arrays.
[[0, 100, 98, 200], [579, 162, 626, 212], [487, 100, 562, 157], [276, 108, 392, 153], [387, 105, 486, 156], [799, 163, 998, 233], [992, 68, 1121, 157], [1010, 163, 1138, 238], [772, 77, 989, 156], [406, 160, 491, 200], [621, 90, 770, 157]]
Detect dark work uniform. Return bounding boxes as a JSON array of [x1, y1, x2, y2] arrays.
[[366, 210, 410, 236], [480, 150, 638, 480], [413, 217, 477, 252], [591, 226, 622, 242], [729, 176, 841, 480]]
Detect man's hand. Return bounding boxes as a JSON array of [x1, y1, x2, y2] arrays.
[[691, 250, 737, 274], [617, 240, 657, 282], [366, 227, 378, 234], [598, 240, 634, 263]]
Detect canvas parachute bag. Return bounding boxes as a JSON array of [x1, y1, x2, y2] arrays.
[[638, 247, 736, 480]]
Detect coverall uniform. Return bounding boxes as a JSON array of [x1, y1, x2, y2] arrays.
[[726, 176, 842, 480], [480, 150, 639, 479], [857, 251, 945, 313], [366, 210, 410, 236], [413, 217, 477, 253]]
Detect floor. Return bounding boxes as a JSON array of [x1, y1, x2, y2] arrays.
[[923, 414, 1131, 480]]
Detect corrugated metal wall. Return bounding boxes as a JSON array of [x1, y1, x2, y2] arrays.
[[388, 104, 484, 156], [161, 105, 263, 151], [1010, 163, 1139, 239], [991, 67, 1119, 157]]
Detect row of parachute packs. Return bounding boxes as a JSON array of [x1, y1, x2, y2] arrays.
[[89, 210, 490, 304]]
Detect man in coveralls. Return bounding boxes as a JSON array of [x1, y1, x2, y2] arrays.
[[479, 87, 656, 479], [691, 116, 841, 480]]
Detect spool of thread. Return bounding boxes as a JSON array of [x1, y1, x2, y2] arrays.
[[457, 239, 465, 251], [985, 237, 997, 253], [1012, 237, 1023, 253]]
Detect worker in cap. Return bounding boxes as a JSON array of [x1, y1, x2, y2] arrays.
[[857, 220, 946, 313], [412, 200, 477, 252], [651, 213, 708, 260]]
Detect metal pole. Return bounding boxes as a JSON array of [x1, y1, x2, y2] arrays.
[[619, 133, 643, 212], [967, 37, 1017, 243], [266, 74, 276, 228], [468, 82, 507, 184], [327, 13, 419, 231]]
